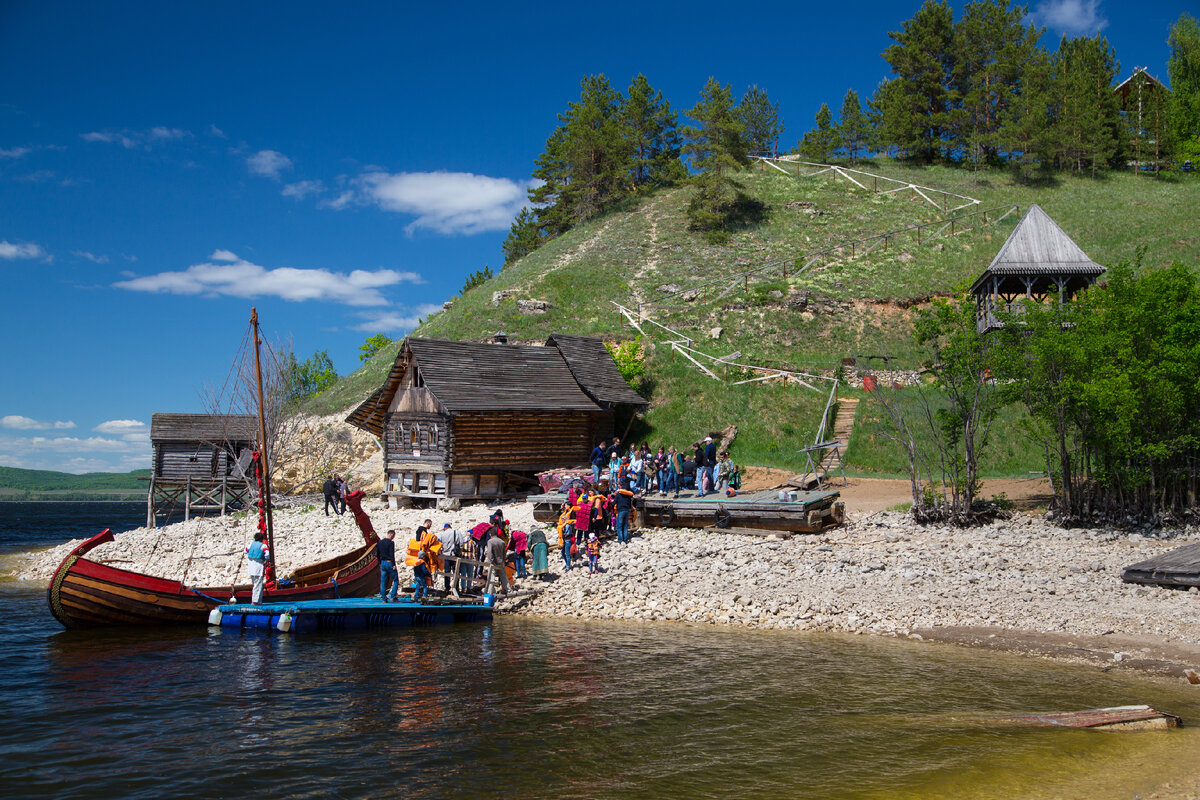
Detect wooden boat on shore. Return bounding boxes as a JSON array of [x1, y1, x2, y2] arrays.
[[48, 309, 383, 629], [47, 490, 381, 628], [528, 488, 845, 533]]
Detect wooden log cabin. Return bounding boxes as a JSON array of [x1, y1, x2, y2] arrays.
[[146, 413, 257, 525], [346, 335, 647, 505]]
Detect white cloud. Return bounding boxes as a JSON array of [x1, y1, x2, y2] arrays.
[[81, 127, 193, 150], [93, 419, 147, 435], [25, 435, 132, 452], [1029, 0, 1108, 35], [208, 124, 227, 139], [149, 126, 189, 141], [0, 147, 30, 158], [321, 190, 355, 210], [2, 415, 76, 430], [113, 251, 422, 307], [81, 131, 137, 148], [0, 240, 46, 260], [352, 304, 444, 334], [246, 149, 293, 179], [356, 170, 533, 235], [73, 250, 110, 264], [282, 179, 325, 200], [0, 432, 150, 473]]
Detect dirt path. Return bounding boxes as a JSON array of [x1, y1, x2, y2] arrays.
[[627, 197, 663, 308]]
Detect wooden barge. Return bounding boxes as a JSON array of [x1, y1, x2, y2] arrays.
[[1121, 541, 1200, 589], [211, 596, 495, 634], [528, 488, 845, 533]]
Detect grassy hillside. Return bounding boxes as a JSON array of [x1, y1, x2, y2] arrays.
[[305, 162, 1199, 475], [0, 466, 151, 499]]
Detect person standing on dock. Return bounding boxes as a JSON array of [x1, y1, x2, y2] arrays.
[[701, 436, 718, 495], [591, 440, 607, 486], [693, 442, 708, 496], [412, 538, 433, 602], [378, 529, 399, 603], [668, 446, 683, 497], [246, 531, 271, 604]]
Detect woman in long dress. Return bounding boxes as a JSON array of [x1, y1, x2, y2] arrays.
[[528, 528, 550, 580]]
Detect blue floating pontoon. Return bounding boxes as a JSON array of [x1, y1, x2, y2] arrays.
[[210, 596, 495, 634]]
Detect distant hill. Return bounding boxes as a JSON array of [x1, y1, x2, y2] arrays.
[[0, 466, 150, 499], [304, 161, 1200, 475]]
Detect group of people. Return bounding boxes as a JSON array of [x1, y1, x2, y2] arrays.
[[376, 510, 554, 603], [588, 435, 742, 499], [322, 474, 351, 516]]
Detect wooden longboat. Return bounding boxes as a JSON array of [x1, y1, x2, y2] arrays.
[[47, 491, 380, 629], [527, 488, 845, 533]]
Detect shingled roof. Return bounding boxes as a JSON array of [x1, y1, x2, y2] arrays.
[[407, 338, 599, 413], [150, 413, 257, 443], [547, 334, 648, 408], [971, 204, 1105, 292]]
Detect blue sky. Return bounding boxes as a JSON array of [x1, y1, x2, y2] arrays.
[[0, 0, 1188, 472]]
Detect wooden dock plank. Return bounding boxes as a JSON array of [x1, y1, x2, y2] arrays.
[[1121, 541, 1200, 588]]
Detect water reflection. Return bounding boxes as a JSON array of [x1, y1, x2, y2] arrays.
[[4, 592, 1200, 800]]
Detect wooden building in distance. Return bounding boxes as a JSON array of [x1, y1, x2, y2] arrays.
[[147, 413, 257, 525], [346, 335, 647, 505], [970, 204, 1105, 334]]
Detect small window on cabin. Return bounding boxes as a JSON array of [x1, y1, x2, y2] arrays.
[[412, 366, 424, 388]]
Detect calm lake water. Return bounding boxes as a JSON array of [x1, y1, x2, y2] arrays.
[[1, 503, 1198, 799]]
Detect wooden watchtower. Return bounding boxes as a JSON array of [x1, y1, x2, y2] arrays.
[[970, 204, 1105, 334], [146, 413, 257, 526]]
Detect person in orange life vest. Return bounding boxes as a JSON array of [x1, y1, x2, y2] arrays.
[[586, 533, 601, 574], [418, 523, 443, 574], [412, 538, 433, 602], [246, 531, 270, 604]]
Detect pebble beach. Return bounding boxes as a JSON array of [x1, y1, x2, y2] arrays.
[[13, 499, 1200, 676]]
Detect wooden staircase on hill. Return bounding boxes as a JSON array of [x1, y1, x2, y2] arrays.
[[821, 397, 858, 471], [781, 397, 857, 491]]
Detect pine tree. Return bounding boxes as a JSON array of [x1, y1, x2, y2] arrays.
[[799, 103, 839, 163], [1052, 35, 1121, 176], [682, 78, 756, 243], [881, 0, 959, 162], [738, 85, 784, 157], [682, 78, 748, 176], [502, 208, 543, 267], [529, 74, 630, 238], [1167, 13, 1200, 162], [839, 89, 870, 163], [621, 74, 686, 188], [954, 0, 1042, 170], [868, 78, 910, 158], [999, 47, 1054, 180]]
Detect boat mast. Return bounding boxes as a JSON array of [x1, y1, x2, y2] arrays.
[[249, 307, 277, 576]]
